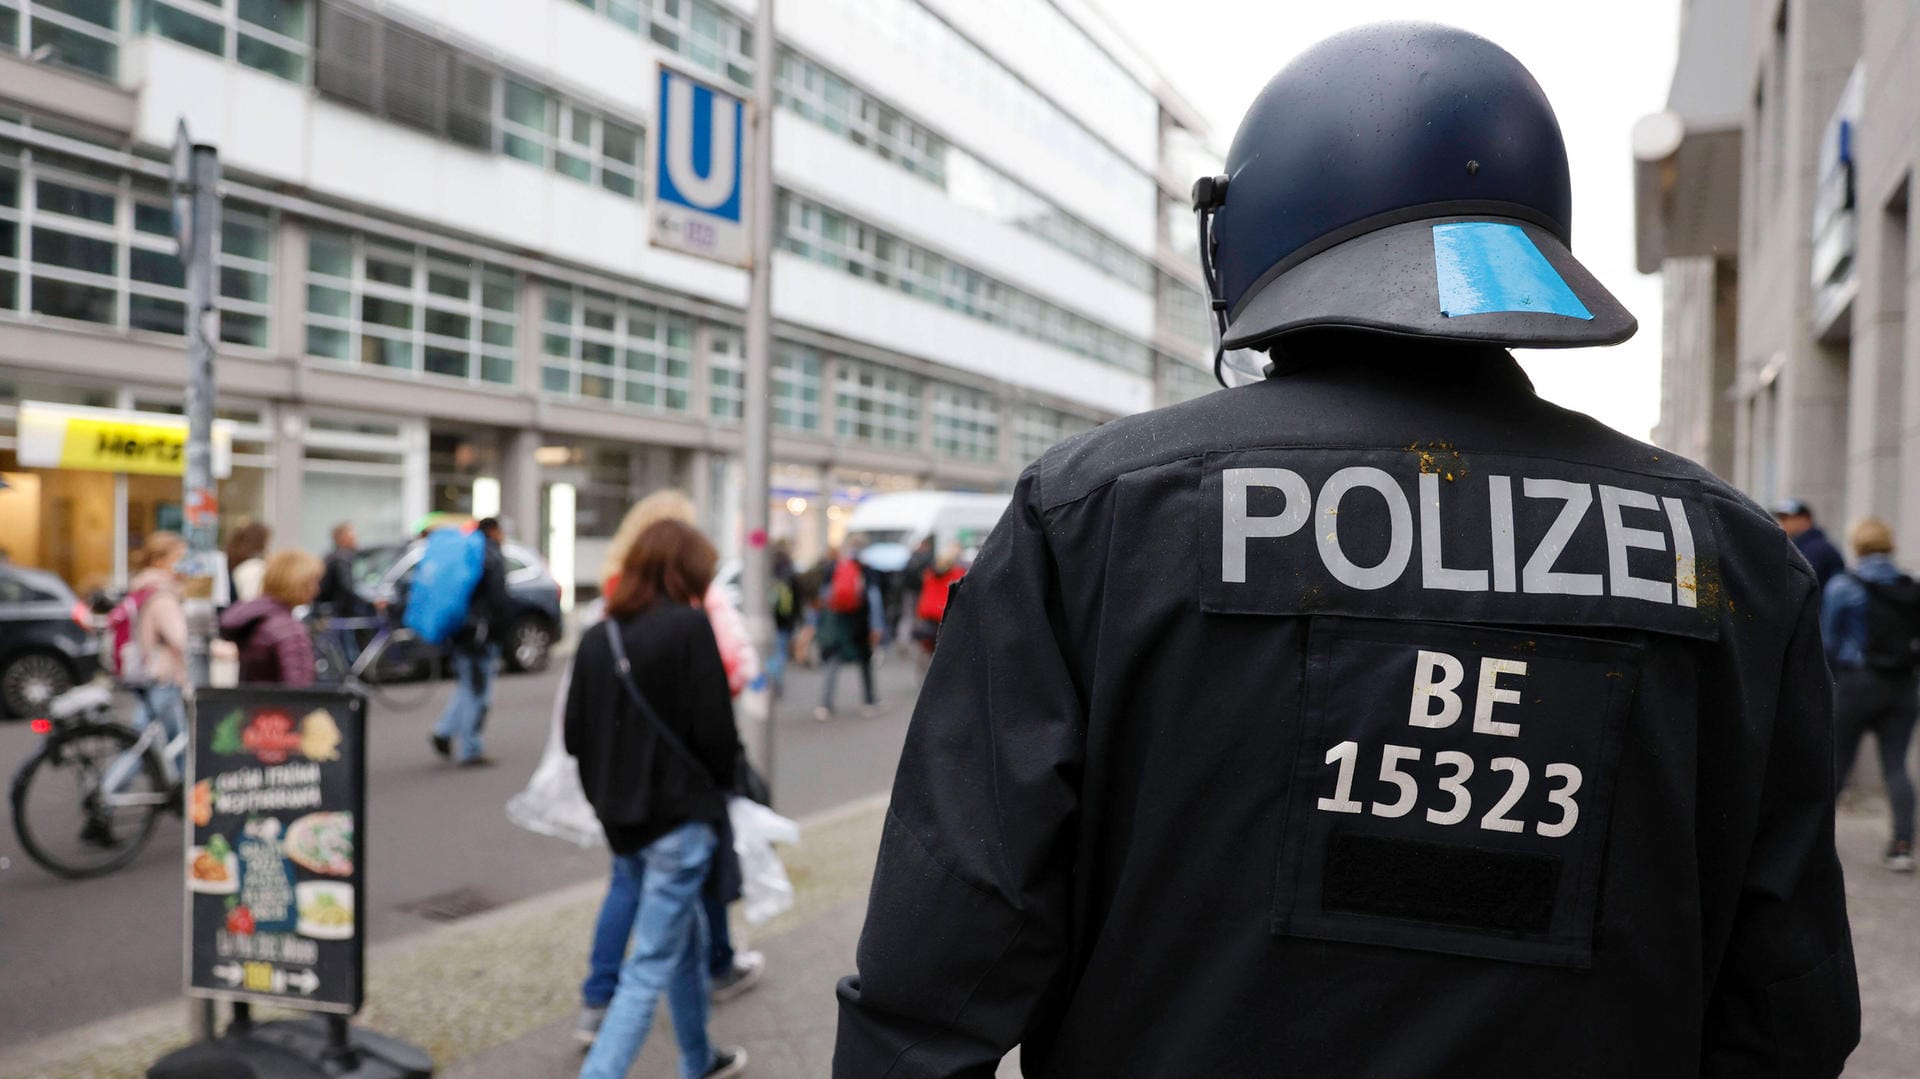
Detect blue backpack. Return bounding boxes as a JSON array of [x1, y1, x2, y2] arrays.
[[403, 529, 486, 646]]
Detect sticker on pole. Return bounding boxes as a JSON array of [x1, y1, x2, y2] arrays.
[[651, 65, 749, 266]]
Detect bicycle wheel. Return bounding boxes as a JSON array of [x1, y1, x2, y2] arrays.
[[10, 722, 170, 879], [356, 631, 436, 711]]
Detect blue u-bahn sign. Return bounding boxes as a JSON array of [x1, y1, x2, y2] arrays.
[[652, 65, 748, 266]]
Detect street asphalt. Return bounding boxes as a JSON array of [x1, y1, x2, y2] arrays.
[[0, 647, 927, 1048]]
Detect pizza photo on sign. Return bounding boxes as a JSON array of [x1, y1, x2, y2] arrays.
[[284, 811, 354, 877]]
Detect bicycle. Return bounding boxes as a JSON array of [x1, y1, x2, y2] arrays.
[[10, 683, 185, 879], [308, 610, 436, 711]]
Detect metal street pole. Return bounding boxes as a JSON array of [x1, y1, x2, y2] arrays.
[[171, 124, 221, 1042], [740, 0, 778, 789], [180, 139, 222, 691]]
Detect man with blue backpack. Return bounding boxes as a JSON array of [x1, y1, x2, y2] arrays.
[[410, 517, 513, 767]]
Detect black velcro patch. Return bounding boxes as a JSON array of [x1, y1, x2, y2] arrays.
[[1323, 833, 1560, 934]]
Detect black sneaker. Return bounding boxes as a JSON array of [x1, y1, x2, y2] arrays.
[[430, 734, 451, 759], [702, 1047, 747, 1078], [711, 951, 765, 1003]]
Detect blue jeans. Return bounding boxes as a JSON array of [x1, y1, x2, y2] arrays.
[[138, 684, 187, 772], [110, 684, 187, 792], [579, 822, 719, 1079], [583, 854, 735, 1007], [433, 644, 497, 762], [768, 628, 792, 693]]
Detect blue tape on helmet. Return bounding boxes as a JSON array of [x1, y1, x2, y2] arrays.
[[1432, 222, 1593, 320]]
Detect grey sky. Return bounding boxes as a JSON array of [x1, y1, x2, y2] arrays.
[[1096, 0, 1681, 440]]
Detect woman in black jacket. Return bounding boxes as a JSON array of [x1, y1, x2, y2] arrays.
[[568, 519, 747, 1079]]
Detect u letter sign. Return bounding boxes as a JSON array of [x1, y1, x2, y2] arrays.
[[652, 64, 749, 266]]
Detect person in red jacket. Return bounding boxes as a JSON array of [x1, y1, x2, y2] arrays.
[[909, 545, 965, 679], [218, 550, 322, 687]]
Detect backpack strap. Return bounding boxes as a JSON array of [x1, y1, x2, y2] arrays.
[[600, 619, 721, 791]]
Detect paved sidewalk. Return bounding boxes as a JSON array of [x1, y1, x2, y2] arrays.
[[7, 793, 1915, 1078]]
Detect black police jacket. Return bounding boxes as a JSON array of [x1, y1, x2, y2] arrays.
[[834, 344, 1859, 1078]]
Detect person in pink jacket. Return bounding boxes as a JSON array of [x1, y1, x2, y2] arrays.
[[128, 532, 190, 745]]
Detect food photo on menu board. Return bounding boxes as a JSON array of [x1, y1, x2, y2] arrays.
[[186, 689, 366, 1014]]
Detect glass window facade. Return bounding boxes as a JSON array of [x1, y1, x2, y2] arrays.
[[500, 80, 645, 199], [569, 0, 754, 86], [835, 358, 919, 448], [776, 49, 1152, 292], [540, 286, 693, 411], [1013, 405, 1095, 465], [304, 229, 517, 385], [310, 5, 641, 199], [708, 324, 743, 421], [773, 342, 821, 434], [930, 383, 997, 462], [140, 0, 310, 82], [1163, 357, 1219, 404], [0, 139, 271, 346], [802, 0, 1155, 237], [1157, 272, 1212, 350], [778, 191, 1150, 374], [934, 0, 1159, 165], [2, 0, 118, 80]]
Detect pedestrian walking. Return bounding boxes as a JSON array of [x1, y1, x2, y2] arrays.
[[1824, 517, 1920, 872], [1774, 498, 1848, 589], [430, 517, 511, 768], [224, 521, 270, 606], [767, 540, 800, 696], [568, 519, 748, 1079], [834, 24, 1858, 1076], [315, 522, 366, 615], [125, 530, 190, 751], [505, 489, 764, 1050], [218, 550, 322, 686], [908, 545, 965, 680], [813, 539, 884, 721], [898, 537, 935, 652]]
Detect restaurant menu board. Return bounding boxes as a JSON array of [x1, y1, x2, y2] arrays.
[[186, 688, 366, 1015]]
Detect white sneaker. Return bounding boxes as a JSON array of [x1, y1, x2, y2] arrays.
[[1883, 843, 1916, 873], [812, 706, 831, 722], [573, 1006, 606, 1047]]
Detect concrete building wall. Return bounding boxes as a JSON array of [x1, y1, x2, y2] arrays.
[[1654, 256, 1738, 479], [1734, 0, 1860, 520]]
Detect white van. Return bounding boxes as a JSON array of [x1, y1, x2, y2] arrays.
[[845, 491, 1010, 566]]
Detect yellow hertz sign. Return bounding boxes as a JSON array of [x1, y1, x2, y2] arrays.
[[17, 403, 232, 478]]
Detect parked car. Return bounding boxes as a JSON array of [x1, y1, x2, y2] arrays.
[[350, 540, 563, 673], [0, 563, 102, 718]]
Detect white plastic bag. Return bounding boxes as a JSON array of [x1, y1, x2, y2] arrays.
[[728, 796, 800, 925], [505, 601, 607, 848]]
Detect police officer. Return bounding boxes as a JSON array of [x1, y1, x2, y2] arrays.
[[834, 23, 1858, 1078]]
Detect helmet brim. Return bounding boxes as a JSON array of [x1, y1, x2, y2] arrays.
[[1220, 216, 1636, 353]]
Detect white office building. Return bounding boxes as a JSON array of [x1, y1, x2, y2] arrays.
[[0, 0, 1220, 594]]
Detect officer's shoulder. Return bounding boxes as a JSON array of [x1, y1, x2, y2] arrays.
[[1535, 398, 1812, 583], [1034, 389, 1250, 510]]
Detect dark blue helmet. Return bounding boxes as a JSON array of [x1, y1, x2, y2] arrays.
[[1195, 23, 1636, 384]]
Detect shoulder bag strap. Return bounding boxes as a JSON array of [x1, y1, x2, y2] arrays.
[[601, 619, 720, 789]]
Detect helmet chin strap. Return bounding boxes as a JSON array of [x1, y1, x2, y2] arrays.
[[1191, 174, 1233, 387]]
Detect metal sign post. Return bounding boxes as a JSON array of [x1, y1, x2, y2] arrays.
[[740, 0, 777, 790], [647, 39, 777, 789], [172, 121, 222, 689]]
